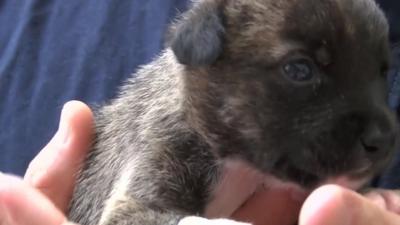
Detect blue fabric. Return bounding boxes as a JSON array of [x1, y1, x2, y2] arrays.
[[0, 0, 399, 189], [379, 0, 400, 43], [388, 45, 400, 112], [0, 0, 189, 175], [378, 44, 400, 188]]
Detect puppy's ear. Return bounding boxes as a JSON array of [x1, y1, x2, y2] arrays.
[[169, 1, 225, 66]]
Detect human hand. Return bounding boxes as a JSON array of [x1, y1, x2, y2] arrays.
[[231, 184, 400, 225], [299, 185, 400, 225], [0, 100, 93, 225], [231, 186, 305, 225], [2, 101, 399, 225]]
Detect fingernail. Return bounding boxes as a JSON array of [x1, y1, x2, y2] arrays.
[[25, 103, 73, 187], [56, 103, 71, 144]]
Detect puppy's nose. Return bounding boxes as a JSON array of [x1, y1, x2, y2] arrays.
[[361, 122, 396, 157]]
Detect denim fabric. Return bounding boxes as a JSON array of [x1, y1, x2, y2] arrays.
[[379, 0, 400, 43], [388, 44, 400, 113], [378, 0, 400, 187], [377, 44, 400, 188], [0, 0, 189, 175]]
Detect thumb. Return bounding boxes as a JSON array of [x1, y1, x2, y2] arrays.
[[0, 173, 75, 225], [300, 185, 400, 225], [24, 100, 93, 213]]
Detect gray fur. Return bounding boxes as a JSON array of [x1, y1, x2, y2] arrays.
[[68, 0, 399, 225]]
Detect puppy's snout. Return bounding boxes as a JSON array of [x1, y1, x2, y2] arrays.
[[360, 120, 396, 157]]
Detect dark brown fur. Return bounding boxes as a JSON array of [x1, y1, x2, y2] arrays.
[[68, 0, 399, 225]]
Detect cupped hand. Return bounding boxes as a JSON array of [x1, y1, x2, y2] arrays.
[[0, 101, 93, 225], [231, 184, 400, 225], [1, 100, 400, 225], [231, 187, 305, 225]]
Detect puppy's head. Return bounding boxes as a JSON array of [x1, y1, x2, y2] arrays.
[[170, 0, 399, 188]]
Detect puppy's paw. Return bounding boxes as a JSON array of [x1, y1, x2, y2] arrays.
[[178, 216, 251, 225], [364, 189, 400, 214]]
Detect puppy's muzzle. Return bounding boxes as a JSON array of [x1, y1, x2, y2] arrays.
[[361, 123, 396, 156]]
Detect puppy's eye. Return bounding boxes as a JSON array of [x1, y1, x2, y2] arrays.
[[283, 59, 315, 82]]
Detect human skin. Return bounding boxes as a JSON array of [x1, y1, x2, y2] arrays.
[[0, 101, 400, 225], [0, 100, 93, 225]]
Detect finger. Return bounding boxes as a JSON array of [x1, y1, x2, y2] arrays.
[[0, 173, 73, 225], [231, 187, 306, 225], [24, 100, 94, 213], [364, 189, 400, 214], [300, 185, 400, 225]]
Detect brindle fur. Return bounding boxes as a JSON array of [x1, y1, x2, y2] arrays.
[[68, 0, 399, 225]]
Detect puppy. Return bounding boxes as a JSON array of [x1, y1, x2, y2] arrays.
[[68, 0, 399, 224]]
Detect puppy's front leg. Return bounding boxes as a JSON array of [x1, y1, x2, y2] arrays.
[[100, 205, 181, 225], [101, 206, 251, 225], [99, 198, 251, 225], [178, 217, 251, 225]]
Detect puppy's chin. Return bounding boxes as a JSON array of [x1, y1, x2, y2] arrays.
[[263, 156, 375, 190], [269, 164, 371, 191], [320, 176, 372, 191]]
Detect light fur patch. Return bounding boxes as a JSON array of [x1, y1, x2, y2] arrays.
[[178, 216, 251, 225], [99, 167, 134, 225]]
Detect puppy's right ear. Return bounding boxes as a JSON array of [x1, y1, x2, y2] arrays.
[[169, 1, 225, 67]]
